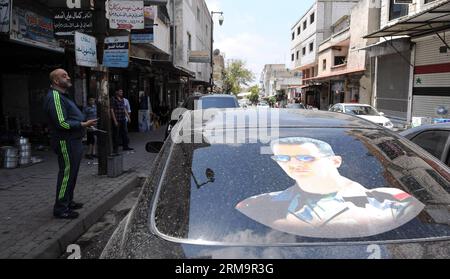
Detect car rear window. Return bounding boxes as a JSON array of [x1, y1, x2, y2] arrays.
[[199, 97, 238, 109], [152, 128, 450, 245]]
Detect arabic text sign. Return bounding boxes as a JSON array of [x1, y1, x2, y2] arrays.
[[131, 27, 154, 44], [109, 0, 144, 30], [9, 7, 63, 52], [189, 50, 211, 63], [0, 0, 10, 33], [75, 31, 97, 67], [54, 10, 93, 38], [103, 36, 129, 68]]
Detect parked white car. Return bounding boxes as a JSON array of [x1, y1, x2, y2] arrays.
[[329, 103, 394, 130]]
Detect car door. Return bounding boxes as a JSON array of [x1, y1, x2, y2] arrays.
[[409, 129, 450, 166]]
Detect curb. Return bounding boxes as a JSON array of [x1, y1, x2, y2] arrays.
[[29, 175, 143, 259]]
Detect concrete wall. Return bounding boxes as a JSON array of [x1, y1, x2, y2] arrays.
[[172, 0, 212, 82], [153, 10, 171, 55]]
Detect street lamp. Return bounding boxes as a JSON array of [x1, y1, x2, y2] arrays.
[[211, 11, 224, 26], [210, 11, 224, 91]]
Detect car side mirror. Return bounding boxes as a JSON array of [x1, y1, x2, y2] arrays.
[[145, 142, 164, 153], [206, 168, 215, 182], [379, 112, 385, 116]]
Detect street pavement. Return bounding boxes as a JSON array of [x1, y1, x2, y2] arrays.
[[0, 127, 165, 259]]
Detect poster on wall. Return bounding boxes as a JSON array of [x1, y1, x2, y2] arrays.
[[9, 7, 64, 52], [54, 10, 93, 45], [103, 36, 129, 68], [0, 0, 10, 33], [131, 6, 155, 43], [108, 0, 144, 30], [75, 31, 98, 67]]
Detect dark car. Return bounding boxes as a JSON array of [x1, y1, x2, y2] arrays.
[[400, 123, 450, 167], [165, 94, 240, 138], [102, 109, 450, 259]]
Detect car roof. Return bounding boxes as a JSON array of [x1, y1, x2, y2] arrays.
[[181, 108, 383, 131], [337, 103, 373, 107], [201, 94, 237, 99], [400, 122, 450, 137]]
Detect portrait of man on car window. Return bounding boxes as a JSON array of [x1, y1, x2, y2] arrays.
[[235, 137, 425, 238]]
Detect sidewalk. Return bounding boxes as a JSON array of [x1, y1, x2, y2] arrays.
[[0, 127, 165, 259]]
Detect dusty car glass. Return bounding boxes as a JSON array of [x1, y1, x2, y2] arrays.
[[153, 128, 450, 244]]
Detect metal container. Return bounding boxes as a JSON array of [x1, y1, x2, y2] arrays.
[[16, 136, 29, 146], [4, 157, 19, 169], [19, 143, 31, 152], [19, 150, 32, 158], [1, 146, 19, 169], [19, 157, 31, 166], [107, 154, 123, 178]]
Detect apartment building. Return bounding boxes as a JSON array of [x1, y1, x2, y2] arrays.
[[290, 0, 359, 109], [260, 64, 296, 98]]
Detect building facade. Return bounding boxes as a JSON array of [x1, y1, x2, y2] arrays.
[[290, 0, 359, 109], [365, 0, 450, 125], [171, 0, 213, 92], [260, 64, 292, 98]]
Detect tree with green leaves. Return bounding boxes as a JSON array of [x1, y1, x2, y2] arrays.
[[268, 96, 276, 107], [248, 85, 260, 104], [223, 60, 254, 95]]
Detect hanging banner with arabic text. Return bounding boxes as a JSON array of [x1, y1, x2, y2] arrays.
[[54, 10, 93, 45], [0, 0, 10, 33], [131, 6, 155, 43], [108, 0, 144, 30], [103, 36, 129, 68], [75, 31, 98, 67], [10, 7, 63, 52]]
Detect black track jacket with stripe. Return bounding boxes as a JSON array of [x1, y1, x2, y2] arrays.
[[44, 88, 85, 140]]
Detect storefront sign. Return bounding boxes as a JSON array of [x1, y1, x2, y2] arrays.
[[189, 50, 211, 63], [108, 0, 144, 30], [131, 27, 154, 44], [46, 0, 93, 9], [0, 0, 10, 33], [54, 10, 93, 45], [75, 31, 98, 67], [10, 7, 63, 52], [103, 36, 129, 68], [131, 6, 155, 43]]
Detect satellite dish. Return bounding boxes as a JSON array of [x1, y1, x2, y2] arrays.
[[436, 106, 448, 116]]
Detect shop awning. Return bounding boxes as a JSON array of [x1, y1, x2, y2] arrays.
[[364, 0, 450, 38], [303, 68, 365, 82], [152, 60, 195, 78]]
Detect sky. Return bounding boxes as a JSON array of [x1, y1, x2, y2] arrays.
[[205, 0, 315, 85]]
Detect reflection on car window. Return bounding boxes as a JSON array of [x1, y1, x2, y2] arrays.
[[236, 137, 424, 238], [153, 128, 450, 245], [345, 106, 379, 116], [412, 130, 450, 159], [198, 97, 238, 109]]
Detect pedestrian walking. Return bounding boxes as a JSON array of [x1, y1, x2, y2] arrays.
[[110, 89, 133, 154], [123, 96, 132, 147], [43, 69, 97, 219], [83, 97, 98, 160]]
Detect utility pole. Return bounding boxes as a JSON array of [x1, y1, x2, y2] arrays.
[[94, 0, 112, 175]]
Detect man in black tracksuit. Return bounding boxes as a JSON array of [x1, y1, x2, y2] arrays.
[[44, 69, 97, 219]]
